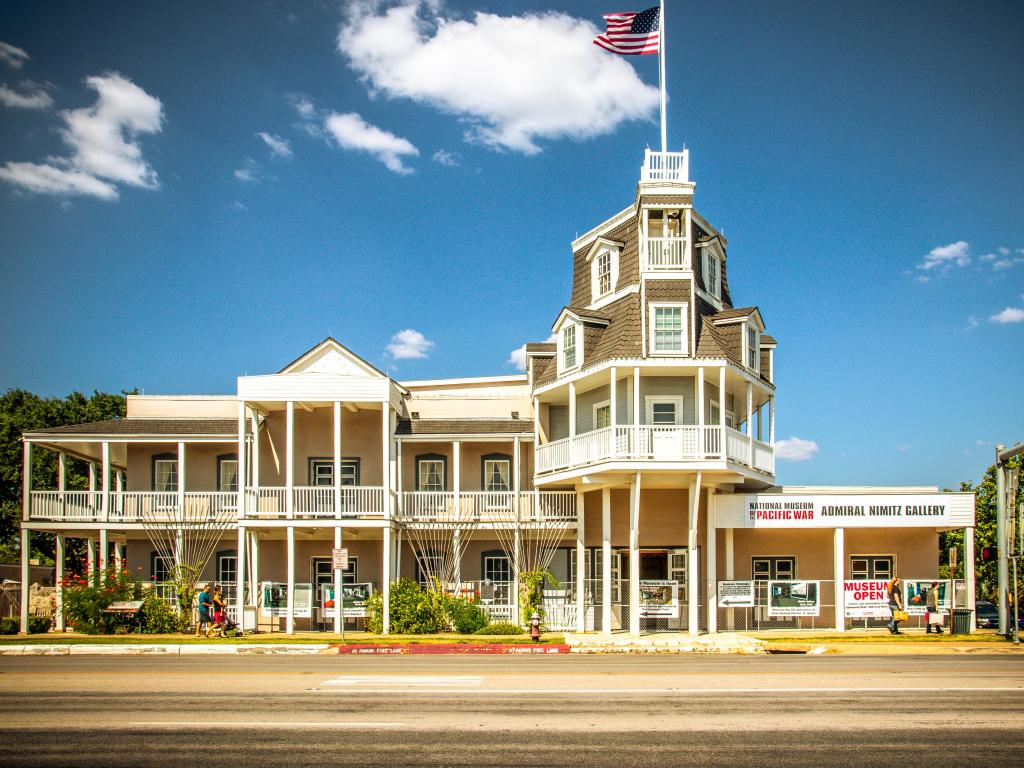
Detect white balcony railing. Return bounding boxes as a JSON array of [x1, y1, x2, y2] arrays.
[[536, 425, 773, 476], [399, 490, 576, 524], [245, 486, 385, 518], [28, 491, 102, 521], [641, 148, 689, 183], [110, 491, 236, 522], [646, 237, 688, 269]]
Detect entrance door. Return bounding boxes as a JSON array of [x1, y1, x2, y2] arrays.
[[311, 556, 357, 630]]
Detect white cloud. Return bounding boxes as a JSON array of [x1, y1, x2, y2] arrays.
[[337, 2, 659, 154], [990, 307, 1024, 324], [289, 92, 316, 120], [897, 444, 911, 452], [775, 437, 819, 462], [963, 316, 980, 331], [999, 247, 1011, 255], [257, 131, 293, 158], [917, 240, 970, 271], [0, 41, 29, 70], [385, 328, 435, 359], [324, 111, 419, 174], [0, 72, 162, 200], [432, 149, 459, 167], [234, 157, 259, 182], [0, 81, 53, 109], [980, 253, 997, 262], [507, 333, 557, 371]]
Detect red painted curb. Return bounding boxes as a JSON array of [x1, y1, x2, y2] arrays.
[[331, 643, 570, 655]]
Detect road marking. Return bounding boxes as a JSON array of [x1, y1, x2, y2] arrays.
[[308, 685, 1024, 695], [322, 675, 484, 687], [131, 722, 405, 728]]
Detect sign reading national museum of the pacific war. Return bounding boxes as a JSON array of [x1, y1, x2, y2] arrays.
[[744, 494, 970, 528]]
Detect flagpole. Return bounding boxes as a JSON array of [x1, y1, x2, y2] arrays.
[[659, 0, 667, 153]]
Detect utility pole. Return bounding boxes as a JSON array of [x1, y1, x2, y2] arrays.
[[995, 443, 1024, 636]]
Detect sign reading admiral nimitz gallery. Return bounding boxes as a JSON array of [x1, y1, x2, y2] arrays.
[[743, 494, 971, 529]]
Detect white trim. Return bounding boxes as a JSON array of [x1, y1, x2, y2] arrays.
[[593, 399, 611, 430], [690, 209, 727, 247], [590, 245, 620, 304], [571, 205, 635, 252], [556, 321, 581, 376], [532, 357, 776, 396], [648, 302, 689, 356], [401, 375, 527, 387], [589, 283, 639, 311], [644, 395, 685, 425]]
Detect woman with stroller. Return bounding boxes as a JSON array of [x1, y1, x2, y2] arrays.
[[208, 584, 229, 638]]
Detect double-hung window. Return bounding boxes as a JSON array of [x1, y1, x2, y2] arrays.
[[562, 324, 577, 369], [594, 401, 611, 430], [417, 456, 446, 492], [217, 454, 238, 493], [309, 459, 360, 487], [647, 305, 688, 356], [747, 326, 760, 372], [704, 251, 721, 298], [153, 455, 178, 493], [596, 251, 612, 296], [482, 456, 511, 493]]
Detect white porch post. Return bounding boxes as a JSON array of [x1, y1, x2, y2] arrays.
[[746, 382, 753, 464], [452, 439, 461, 589], [22, 440, 32, 524], [19, 528, 30, 635], [175, 441, 185, 570], [609, 367, 618, 455], [382, 405, 392, 633], [102, 441, 111, 522], [333, 401, 343, 635], [718, 367, 727, 458], [383, 525, 393, 635], [698, 366, 706, 454], [965, 525, 976, 631], [113, 541, 123, 571], [575, 491, 586, 633], [834, 527, 845, 632], [633, 368, 641, 427], [706, 488, 717, 634], [250, 410, 261, 489], [55, 533, 65, 631], [286, 402, 295, 520], [248, 532, 259, 614], [688, 472, 702, 635], [725, 527, 735, 630], [629, 472, 642, 635], [236, 524, 246, 622], [568, 382, 576, 438], [286, 526, 295, 634], [601, 487, 612, 634], [769, 396, 775, 446], [57, 451, 66, 511], [86, 539, 96, 578], [513, 435, 522, 626], [99, 529, 108, 581], [88, 461, 96, 493], [236, 400, 247, 620]]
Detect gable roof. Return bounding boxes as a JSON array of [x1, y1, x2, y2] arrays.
[[278, 337, 387, 378]]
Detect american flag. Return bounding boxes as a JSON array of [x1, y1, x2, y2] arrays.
[[593, 7, 661, 56]]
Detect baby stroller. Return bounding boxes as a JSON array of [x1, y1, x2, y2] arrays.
[[222, 612, 243, 637]]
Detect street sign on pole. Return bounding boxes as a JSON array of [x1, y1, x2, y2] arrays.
[[332, 547, 348, 572]]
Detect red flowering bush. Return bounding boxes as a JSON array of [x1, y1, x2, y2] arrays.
[[61, 563, 141, 634]]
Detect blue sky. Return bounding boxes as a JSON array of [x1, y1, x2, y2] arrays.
[[0, 1, 1021, 490]]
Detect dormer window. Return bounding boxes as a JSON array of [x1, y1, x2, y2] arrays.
[[746, 325, 760, 372], [587, 238, 621, 304], [703, 249, 721, 299], [596, 251, 612, 296], [562, 324, 577, 369]]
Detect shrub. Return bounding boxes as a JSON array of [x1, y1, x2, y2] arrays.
[[366, 578, 447, 634], [0, 617, 19, 635], [442, 595, 489, 634], [61, 564, 140, 634], [475, 622, 526, 635], [139, 593, 186, 634], [0, 617, 53, 634]]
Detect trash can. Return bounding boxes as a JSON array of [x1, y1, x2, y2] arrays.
[[951, 608, 973, 635]]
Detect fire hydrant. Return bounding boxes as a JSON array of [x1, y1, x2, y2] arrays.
[[530, 611, 541, 643]]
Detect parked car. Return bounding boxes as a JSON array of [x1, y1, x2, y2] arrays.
[[974, 600, 1024, 630]]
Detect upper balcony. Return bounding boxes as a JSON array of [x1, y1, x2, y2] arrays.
[[535, 425, 773, 477], [641, 149, 690, 184]]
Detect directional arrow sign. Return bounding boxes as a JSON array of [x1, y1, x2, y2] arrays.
[[718, 580, 755, 608]]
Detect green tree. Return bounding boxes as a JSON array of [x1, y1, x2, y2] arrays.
[[0, 388, 131, 566], [940, 454, 1024, 601]]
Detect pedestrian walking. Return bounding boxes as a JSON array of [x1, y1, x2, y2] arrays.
[[886, 576, 904, 635], [925, 581, 944, 634], [209, 584, 228, 638], [195, 583, 214, 637]]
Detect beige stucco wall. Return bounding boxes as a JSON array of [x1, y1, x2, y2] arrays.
[[399, 441, 534, 492], [126, 396, 236, 418], [126, 442, 238, 491], [403, 379, 532, 420]]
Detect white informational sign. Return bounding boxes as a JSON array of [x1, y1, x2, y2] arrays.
[[332, 548, 349, 571], [260, 581, 313, 617], [322, 582, 372, 619], [844, 580, 891, 619], [904, 579, 951, 616], [639, 580, 680, 618], [718, 580, 755, 608], [767, 580, 820, 617], [744, 494, 972, 529]]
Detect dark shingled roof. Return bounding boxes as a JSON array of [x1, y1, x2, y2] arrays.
[[709, 306, 758, 321], [26, 419, 243, 437], [396, 418, 533, 436], [760, 334, 777, 346], [563, 306, 611, 324], [524, 343, 555, 354]]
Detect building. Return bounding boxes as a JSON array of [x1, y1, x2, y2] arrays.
[[18, 149, 976, 635]]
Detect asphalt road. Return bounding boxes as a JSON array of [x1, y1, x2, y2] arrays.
[[1, 654, 1022, 767]]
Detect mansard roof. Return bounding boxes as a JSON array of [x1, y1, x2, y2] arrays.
[[395, 418, 533, 436]]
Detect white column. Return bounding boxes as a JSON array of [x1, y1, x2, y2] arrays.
[[333, 401, 343, 635], [609, 367, 618, 449], [568, 382, 577, 438], [333, 526, 342, 635], [286, 401, 295, 519], [113, 541, 123, 570], [834, 527, 845, 632], [102, 441, 111, 522], [86, 538, 96, 579], [725, 527, 735, 630], [706, 488, 717, 634], [236, 524, 246, 623], [381, 405, 391, 518], [965, 525, 976, 631], [719, 367, 727, 458], [601, 487, 612, 634], [57, 451, 66, 504], [88, 461, 96, 492], [769, 396, 775, 446], [19, 528, 29, 635], [688, 472, 702, 635], [383, 525, 392, 634], [697, 366, 706, 456], [629, 472, 642, 635], [22, 441, 32, 524], [248, 532, 260, 611], [175, 441, 185, 568], [286, 526, 295, 634], [513, 434, 522, 625], [99, 529, 108, 581], [251, 410, 261, 489], [513, 524, 522, 626], [54, 533, 65, 631], [575, 491, 586, 633], [453, 439, 461, 513], [633, 367, 641, 426], [237, 400, 247, 520], [746, 382, 753, 463]]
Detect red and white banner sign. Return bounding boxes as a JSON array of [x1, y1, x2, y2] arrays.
[[844, 580, 890, 619]]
